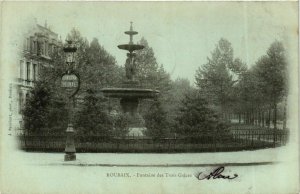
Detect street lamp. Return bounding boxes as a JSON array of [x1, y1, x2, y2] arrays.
[[61, 39, 79, 161]]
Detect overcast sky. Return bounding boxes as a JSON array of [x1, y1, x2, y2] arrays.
[[3, 2, 298, 84]]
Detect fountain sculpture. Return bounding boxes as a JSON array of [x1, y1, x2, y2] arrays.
[[101, 22, 159, 128]]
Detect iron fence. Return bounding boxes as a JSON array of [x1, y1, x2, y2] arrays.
[[18, 129, 288, 153]]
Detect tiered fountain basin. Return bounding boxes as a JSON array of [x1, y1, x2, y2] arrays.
[[100, 22, 160, 130], [101, 86, 159, 128]]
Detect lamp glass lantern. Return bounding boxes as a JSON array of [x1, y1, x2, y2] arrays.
[[63, 40, 77, 68]]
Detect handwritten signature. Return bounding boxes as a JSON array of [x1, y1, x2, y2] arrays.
[[195, 166, 238, 180]]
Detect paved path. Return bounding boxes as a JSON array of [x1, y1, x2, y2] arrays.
[[1, 136, 297, 194]]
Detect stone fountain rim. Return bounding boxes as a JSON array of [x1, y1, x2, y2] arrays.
[[101, 87, 159, 92], [100, 87, 160, 99]]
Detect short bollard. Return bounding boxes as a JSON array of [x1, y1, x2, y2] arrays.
[[64, 124, 76, 161]]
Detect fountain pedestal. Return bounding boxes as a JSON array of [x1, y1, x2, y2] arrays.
[[120, 97, 142, 127]]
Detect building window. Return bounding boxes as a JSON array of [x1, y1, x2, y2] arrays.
[[30, 37, 33, 52], [37, 64, 41, 78], [26, 62, 31, 81], [45, 41, 47, 55], [27, 38, 30, 51], [40, 41, 44, 55], [48, 44, 52, 56], [19, 92, 24, 113], [33, 41, 38, 54], [25, 93, 30, 103], [20, 60, 23, 79], [33, 64, 37, 81]]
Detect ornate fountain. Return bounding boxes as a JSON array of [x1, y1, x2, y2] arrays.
[[101, 22, 159, 128]]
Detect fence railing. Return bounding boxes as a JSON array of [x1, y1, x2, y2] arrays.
[[18, 129, 288, 153]]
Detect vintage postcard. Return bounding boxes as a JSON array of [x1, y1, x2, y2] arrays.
[[0, 1, 299, 194]]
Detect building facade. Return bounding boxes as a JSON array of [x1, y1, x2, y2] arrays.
[[13, 21, 61, 134]]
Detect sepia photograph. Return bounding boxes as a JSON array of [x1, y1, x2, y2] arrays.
[[0, 1, 299, 194]]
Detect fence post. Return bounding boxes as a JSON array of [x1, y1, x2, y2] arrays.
[[213, 129, 217, 152], [279, 131, 282, 145], [142, 135, 144, 149], [251, 131, 254, 149], [273, 128, 276, 148], [23, 133, 27, 151], [174, 136, 176, 151], [132, 134, 134, 151], [127, 135, 129, 149]]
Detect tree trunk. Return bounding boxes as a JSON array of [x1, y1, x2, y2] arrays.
[[273, 103, 277, 130], [258, 109, 261, 126], [251, 110, 254, 125], [248, 112, 251, 124], [238, 113, 241, 124], [258, 110, 260, 126], [273, 104, 277, 147], [262, 111, 265, 127], [249, 111, 251, 125], [254, 110, 256, 125], [283, 96, 287, 130], [254, 108, 256, 125], [267, 108, 271, 128]]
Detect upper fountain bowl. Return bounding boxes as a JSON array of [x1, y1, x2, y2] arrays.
[[118, 44, 144, 53], [125, 30, 138, 35]]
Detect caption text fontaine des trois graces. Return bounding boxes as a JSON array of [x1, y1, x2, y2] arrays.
[[106, 167, 238, 180], [106, 172, 193, 178]]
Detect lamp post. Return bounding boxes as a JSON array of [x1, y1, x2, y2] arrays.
[[61, 39, 79, 161]]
